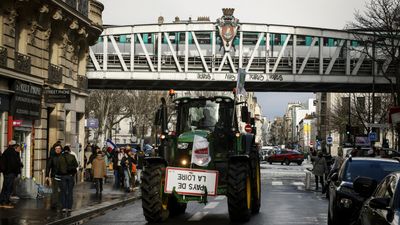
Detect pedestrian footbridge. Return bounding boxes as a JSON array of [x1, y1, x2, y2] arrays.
[[87, 12, 396, 92]]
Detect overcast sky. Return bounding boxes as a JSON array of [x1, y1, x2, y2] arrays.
[[98, 0, 369, 119]]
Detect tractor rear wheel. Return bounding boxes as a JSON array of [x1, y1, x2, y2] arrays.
[[251, 156, 261, 214], [141, 163, 169, 222], [168, 195, 187, 216], [227, 161, 251, 222]]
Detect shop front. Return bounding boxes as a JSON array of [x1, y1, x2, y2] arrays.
[[9, 80, 42, 178]]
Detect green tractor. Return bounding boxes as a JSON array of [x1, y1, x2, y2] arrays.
[[141, 94, 261, 222]]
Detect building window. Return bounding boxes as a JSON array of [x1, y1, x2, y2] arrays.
[[357, 97, 365, 112], [342, 97, 350, 115]]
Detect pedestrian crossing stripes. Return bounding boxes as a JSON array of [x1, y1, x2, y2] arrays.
[[204, 202, 219, 209], [214, 196, 225, 200], [272, 181, 283, 185], [188, 212, 209, 221]]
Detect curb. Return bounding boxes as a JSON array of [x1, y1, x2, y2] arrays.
[[46, 193, 141, 225]]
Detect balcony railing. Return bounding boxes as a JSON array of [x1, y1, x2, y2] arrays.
[[64, 0, 88, 17], [15, 52, 31, 74], [77, 75, 88, 90], [48, 64, 63, 84], [0, 46, 6, 67]]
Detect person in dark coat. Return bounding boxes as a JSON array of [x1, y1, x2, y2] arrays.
[[59, 146, 78, 212], [45, 144, 63, 210], [312, 151, 328, 192], [0, 141, 23, 208]]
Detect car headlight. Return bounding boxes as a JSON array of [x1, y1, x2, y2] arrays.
[[178, 143, 189, 149], [340, 198, 352, 208]]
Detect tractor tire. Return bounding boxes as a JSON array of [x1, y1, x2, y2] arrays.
[[251, 157, 261, 214], [168, 195, 187, 216], [141, 163, 169, 222], [227, 161, 252, 222]]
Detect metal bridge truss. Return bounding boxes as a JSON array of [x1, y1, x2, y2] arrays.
[[88, 23, 396, 92]]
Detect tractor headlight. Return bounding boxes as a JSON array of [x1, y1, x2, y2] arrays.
[[181, 159, 188, 166], [178, 143, 189, 149]]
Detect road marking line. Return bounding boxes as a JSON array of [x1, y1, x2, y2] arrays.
[[215, 196, 225, 200], [292, 182, 305, 186], [272, 181, 283, 185], [204, 202, 219, 209], [188, 212, 209, 221]]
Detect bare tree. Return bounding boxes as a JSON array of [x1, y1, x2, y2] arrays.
[[86, 90, 132, 145], [330, 93, 392, 143], [348, 0, 400, 147]]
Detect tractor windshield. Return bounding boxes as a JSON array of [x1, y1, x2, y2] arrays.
[[177, 99, 234, 133]]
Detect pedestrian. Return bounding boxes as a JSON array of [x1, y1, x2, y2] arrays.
[[0, 141, 23, 208], [91, 147, 106, 195], [136, 147, 145, 184], [59, 146, 78, 212], [45, 144, 63, 210], [312, 151, 328, 193], [112, 148, 123, 188], [129, 151, 137, 190], [331, 149, 344, 172], [121, 149, 132, 192]]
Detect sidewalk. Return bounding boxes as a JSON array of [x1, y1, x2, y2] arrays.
[[0, 177, 140, 225]]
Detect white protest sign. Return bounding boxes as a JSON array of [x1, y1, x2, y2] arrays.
[[164, 167, 218, 196], [191, 135, 211, 167]]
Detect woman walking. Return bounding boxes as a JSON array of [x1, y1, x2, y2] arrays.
[[92, 147, 107, 195], [312, 151, 328, 193]]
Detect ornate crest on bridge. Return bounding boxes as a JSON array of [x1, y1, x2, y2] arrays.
[[217, 8, 239, 52]]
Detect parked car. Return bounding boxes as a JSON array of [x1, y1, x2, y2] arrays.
[[356, 171, 400, 225], [260, 146, 277, 161], [328, 157, 400, 225], [266, 149, 304, 165]]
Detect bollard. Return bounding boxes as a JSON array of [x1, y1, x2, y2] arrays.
[[305, 170, 311, 190]]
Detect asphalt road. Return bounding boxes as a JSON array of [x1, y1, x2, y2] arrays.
[[84, 161, 328, 225]]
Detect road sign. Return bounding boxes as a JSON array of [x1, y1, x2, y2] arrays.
[[369, 132, 377, 142], [244, 124, 252, 133], [164, 167, 218, 196], [326, 136, 333, 145]]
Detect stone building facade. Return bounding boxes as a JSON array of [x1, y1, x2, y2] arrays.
[[0, 0, 103, 183]]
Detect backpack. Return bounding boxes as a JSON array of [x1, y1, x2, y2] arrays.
[[131, 162, 137, 173], [65, 154, 78, 175]]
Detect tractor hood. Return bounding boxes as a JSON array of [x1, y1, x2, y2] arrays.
[[178, 130, 210, 143]]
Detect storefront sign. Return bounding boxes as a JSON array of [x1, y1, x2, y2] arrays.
[[0, 94, 10, 111], [44, 88, 71, 103], [11, 80, 42, 120]]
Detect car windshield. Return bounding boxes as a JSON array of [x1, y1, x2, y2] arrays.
[[176, 99, 234, 133], [343, 160, 400, 182]]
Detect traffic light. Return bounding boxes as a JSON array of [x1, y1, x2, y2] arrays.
[[345, 124, 351, 135]]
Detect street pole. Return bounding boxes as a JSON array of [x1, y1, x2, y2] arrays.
[[348, 92, 351, 144]]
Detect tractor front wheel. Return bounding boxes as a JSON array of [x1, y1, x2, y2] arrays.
[[141, 163, 169, 222], [227, 161, 252, 222]]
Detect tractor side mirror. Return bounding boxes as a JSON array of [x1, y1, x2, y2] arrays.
[[154, 109, 161, 126], [241, 106, 249, 123]]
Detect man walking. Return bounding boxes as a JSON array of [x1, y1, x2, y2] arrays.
[[0, 141, 23, 208], [59, 146, 78, 212], [45, 144, 63, 210]]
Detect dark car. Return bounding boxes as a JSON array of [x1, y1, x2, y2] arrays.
[[266, 149, 304, 165], [357, 172, 400, 225], [328, 158, 400, 225]]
